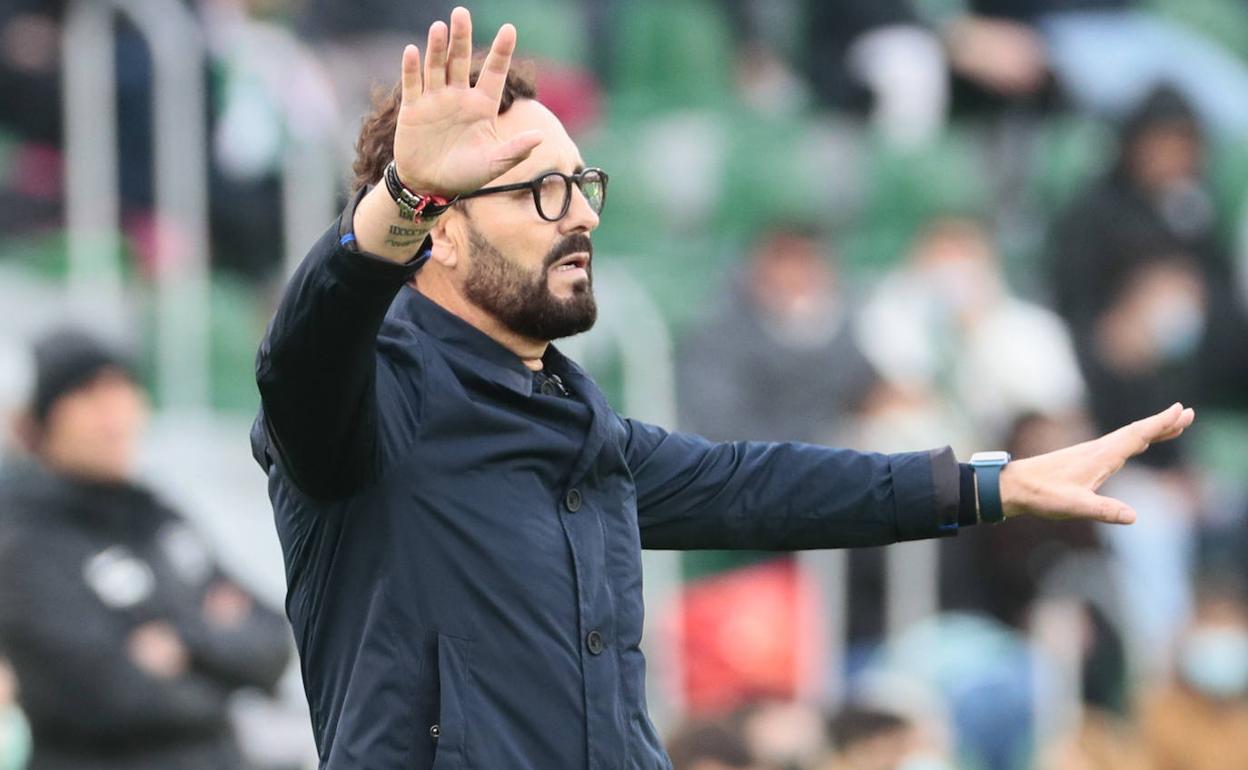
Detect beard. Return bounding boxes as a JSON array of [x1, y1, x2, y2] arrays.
[[462, 224, 598, 342]]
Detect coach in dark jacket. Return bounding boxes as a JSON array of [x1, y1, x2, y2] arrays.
[[0, 330, 291, 770], [252, 11, 1195, 770]]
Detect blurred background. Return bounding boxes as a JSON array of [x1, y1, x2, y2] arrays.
[[1, 0, 1248, 768]]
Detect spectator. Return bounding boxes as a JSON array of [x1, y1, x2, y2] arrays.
[[675, 222, 886, 653], [1053, 86, 1247, 448], [1048, 86, 1248, 665], [1137, 583, 1248, 770], [815, 706, 954, 770], [732, 699, 826, 770], [804, 0, 950, 147], [0, 329, 291, 770], [948, 0, 1248, 135], [201, 0, 340, 281], [665, 718, 761, 770], [677, 222, 878, 446], [806, 0, 1248, 145], [857, 214, 1084, 446], [0, 0, 67, 233]]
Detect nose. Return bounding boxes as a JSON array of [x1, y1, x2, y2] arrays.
[[559, 183, 599, 235]]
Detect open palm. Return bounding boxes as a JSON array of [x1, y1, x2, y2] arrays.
[[1002, 402, 1196, 524], [393, 8, 543, 197]]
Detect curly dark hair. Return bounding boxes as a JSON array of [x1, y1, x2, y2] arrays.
[[351, 57, 538, 192]]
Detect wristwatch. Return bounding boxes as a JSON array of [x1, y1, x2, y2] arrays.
[[969, 451, 1011, 524], [383, 160, 456, 221]]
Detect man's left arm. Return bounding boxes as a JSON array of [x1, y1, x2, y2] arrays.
[[620, 416, 967, 550], [622, 402, 1197, 550]]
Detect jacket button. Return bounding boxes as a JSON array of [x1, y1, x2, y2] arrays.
[[540, 380, 559, 396], [429, 723, 440, 739], [586, 630, 605, 655], [564, 488, 582, 513]]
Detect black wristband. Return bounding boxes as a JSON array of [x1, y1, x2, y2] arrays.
[[383, 161, 456, 221]]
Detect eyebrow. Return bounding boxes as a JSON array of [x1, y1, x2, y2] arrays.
[[535, 163, 587, 176]]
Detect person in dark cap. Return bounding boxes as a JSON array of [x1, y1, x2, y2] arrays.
[[0, 328, 293, 770]]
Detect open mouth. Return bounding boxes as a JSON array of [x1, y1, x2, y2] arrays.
[[550, 253, 590, 273]]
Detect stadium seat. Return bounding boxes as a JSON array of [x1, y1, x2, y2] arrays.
[[470, 0, 590, 66], [608, 0, 734, 114], [840, 127, 991, 277]]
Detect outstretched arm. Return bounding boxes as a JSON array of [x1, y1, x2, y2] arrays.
[[621, 416, 964, 551], [255, 10, 541, 500], [624, 403, 1195, 550]]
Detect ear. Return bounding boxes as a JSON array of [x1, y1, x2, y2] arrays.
[[426, 216, 459, 270]]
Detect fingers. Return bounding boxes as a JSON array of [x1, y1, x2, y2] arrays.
[[1108, 402, 1188, 458], [424, 20, 449, 90], [1090, 493, 1137, 525], [1152, 407, 1196, 443], [476, 23, 518, 104], [1070, 491, 1137, 525], [487, 129, 544, 178], [447, 6, 473, 87], [400, 44, 423, 102]]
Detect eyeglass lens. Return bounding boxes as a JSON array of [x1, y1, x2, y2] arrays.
[[536, 170, 606, 221]]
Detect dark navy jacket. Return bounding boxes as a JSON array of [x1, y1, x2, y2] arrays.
[[252, 202, 971, 770]]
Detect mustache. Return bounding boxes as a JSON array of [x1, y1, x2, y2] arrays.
[[544, 234, 594, 269]]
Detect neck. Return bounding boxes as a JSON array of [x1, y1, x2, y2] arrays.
[[412, 274, 548, 371]]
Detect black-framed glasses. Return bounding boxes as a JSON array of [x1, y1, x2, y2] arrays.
[[456, 168, 608, 222]]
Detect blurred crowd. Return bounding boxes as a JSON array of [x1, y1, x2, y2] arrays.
[[1, 0, 1247, 769]]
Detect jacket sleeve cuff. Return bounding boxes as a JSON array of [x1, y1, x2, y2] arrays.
[[957, 463, 979, 527], [891, 446, 962, 542], [328, 185, 429, 289]]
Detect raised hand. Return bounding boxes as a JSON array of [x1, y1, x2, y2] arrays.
[[393, 7, 543, 197], [1001, 402, 1196, 524]]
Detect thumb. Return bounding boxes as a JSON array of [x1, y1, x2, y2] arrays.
[[1076, 490, 1137, 525], [487, 130, 543, 178]]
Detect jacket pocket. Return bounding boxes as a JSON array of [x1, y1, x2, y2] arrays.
[[430, 634, 475, 770]]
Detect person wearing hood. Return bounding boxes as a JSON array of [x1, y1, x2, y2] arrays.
[[0, 329, 292, 770], [1050, 84, 1245, 469]]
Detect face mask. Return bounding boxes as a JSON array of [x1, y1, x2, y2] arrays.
[[1157, 180, 1214, 239], [1147, 289, 1205, 361], [1179, 627, 1248, 699], [895, 754, 956, 770], [923, 261, 986, 320]]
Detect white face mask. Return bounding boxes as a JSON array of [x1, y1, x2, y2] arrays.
[[895, 753, 956, 770], [1147, 287, 1206, 361], [1179, 627, 1248, 699]]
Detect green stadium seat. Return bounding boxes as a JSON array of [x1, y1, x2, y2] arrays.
[[470, 0, 590, 66], [1025, 115, 1114, 217], [1146, 0, 1248, 63], [840, 127, 991, 276], [609, 0, 735, 113]]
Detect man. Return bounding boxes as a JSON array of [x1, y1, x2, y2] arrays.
[[678, 222, 878, 445], [251, 8, 1195, 769], [0, 329, 292, 770]]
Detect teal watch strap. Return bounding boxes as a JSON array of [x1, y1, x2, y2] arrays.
[[970, 451, 1010, 524]]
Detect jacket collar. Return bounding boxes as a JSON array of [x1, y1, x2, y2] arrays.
[[388, 288, 613, 486], [390, 286, 565, 398]]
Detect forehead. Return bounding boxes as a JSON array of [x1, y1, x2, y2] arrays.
[[493, 99, 584, 183]]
